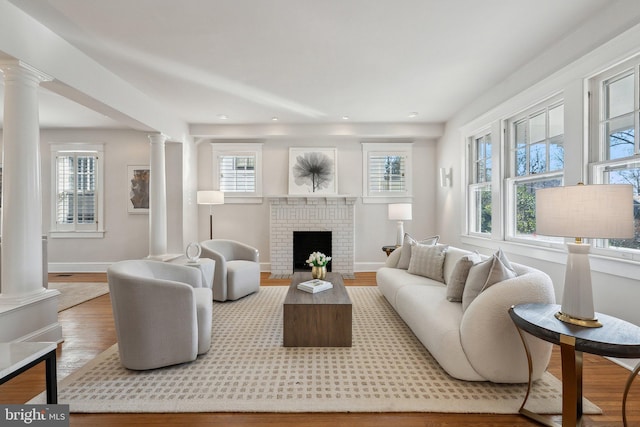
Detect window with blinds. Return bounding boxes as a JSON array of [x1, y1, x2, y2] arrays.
[[361, 142, 413, 202], [368, 155, 406, 193], [219, 155, 256, 192], [51, 144, 104, 237]]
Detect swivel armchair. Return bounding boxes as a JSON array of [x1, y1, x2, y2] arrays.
[[107, 259, 213, 370], [200, 239, 260, 301]]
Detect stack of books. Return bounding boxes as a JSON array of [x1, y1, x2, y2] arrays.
[[297, 279, 333, 294]]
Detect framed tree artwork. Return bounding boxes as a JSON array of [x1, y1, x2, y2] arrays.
[[127, 165, 150, 214], [288, 147, 338, 195]]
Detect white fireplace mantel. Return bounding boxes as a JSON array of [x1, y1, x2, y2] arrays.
[[267, 195, 357, 205]]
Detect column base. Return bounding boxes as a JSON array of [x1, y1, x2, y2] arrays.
[[147, 253, 182, 262], [0, 289, 63, 343]]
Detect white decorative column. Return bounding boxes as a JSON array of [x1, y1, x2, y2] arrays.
[[1, 61, 47, 299], [148, 133, 168, 259], [0, 60, 62, 343]]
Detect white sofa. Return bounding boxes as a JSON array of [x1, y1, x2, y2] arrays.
[[376, 244, 555, 383]]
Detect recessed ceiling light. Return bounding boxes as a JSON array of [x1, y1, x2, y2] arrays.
[[217, 114, 228, 120], [271, 116, 279, 121], [408, 112, 418, 118], [342, 116, 350, 120]]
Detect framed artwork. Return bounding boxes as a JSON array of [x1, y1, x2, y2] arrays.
[[127, 165, 150, 214], [288, 147, 338, 195]]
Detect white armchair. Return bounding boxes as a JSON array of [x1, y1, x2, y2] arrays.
[[106, 260, 213, 370], [200, 239, 260, 302]]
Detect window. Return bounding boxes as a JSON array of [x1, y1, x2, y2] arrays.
[[362, 142, 412, 203], [467, 132, 492, 235], [219, 155, 256, 192], [505, 96, 564, 243], [590, 57, 640, 257], [50, 143, 104, 238], [211, 143, 263, 202]]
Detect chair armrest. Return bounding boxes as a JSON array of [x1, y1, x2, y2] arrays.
[[148, 261, 203, 288], [232, 241, 259, 262]]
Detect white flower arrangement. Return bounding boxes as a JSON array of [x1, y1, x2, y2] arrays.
[[306, 251, 332, 267]]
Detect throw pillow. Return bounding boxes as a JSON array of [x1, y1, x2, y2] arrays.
[[446, 252, 482, 302], [461, 249, 517, 312], [397, 233, 440, 270], [407, 244, 448, 282]]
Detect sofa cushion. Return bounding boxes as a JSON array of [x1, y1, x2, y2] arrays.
[[462, 249, 516, 311], [397, 233, 439, 269], [446, 252, 482, 302], [408, 244, 448, 282]]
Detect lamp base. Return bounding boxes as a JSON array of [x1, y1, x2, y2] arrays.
[[555, 311, 602, 328], [395, 221, 404, 246]]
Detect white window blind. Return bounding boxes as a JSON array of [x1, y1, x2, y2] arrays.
[[368, 155, 406, 193], [56, 154, 97, 225], [219, 155, 256, 192]]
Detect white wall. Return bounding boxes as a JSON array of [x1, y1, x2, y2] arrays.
[[436, 14, 640, 325], [197, 137, 438, 271]]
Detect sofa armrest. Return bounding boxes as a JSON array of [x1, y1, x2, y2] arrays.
[[459, 269, 556, 383]]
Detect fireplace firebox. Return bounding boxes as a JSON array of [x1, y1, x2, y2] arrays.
[[293, 231, 332, 272]]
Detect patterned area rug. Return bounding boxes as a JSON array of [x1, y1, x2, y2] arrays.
[[48, 282, 109, 312], [31, 286, 600, 414]]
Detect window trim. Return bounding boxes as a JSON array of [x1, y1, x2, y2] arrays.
[[50, 143, 104, 239], [588, 56, 640, 260], [361, 142, 413, 204], [466, 129, 493, 238], [503, 95, 565, 247], [211, 142, 263, 204]]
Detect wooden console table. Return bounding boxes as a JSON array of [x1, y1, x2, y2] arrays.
[[283, 272, 352, 347], [509, 303, 640, 427]]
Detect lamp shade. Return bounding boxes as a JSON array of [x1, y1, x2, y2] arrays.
[[536, 184, 634, 239], [197, 190, 224, 205], [388, 203, 412, 221]]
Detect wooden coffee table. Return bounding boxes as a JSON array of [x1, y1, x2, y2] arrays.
[[283, 272, 352, 347]]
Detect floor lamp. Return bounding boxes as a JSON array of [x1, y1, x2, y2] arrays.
[[388, 203, 412, 246], [535, 183, 634, 327], [197, 190, 224, 240]]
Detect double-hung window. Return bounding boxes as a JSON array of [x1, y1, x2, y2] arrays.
[[50, 143, 104, 238], [589, 57, 640, 257], [505, 96, 564, 243], [361, 142, 412, 203], [467, 132, 493, 235], [211, 143, 263, 202]]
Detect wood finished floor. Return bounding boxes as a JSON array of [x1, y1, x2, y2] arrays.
[[2, 272, 640, 426]]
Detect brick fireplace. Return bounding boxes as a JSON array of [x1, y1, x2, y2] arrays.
[[268, 196, 356, 278]]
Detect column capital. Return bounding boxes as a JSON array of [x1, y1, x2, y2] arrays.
[[0, 60, 53, 83], [148, 133, 169, 145]]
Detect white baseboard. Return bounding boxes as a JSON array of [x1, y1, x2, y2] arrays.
[[48, 262, 112, 273]]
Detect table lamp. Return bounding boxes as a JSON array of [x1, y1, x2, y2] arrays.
[[197, 190, 224, 239], [388, 203, 412, 246], [536, 183, 634, 327]]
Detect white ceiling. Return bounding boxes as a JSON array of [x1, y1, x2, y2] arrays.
[[1, 0, 613, 129]]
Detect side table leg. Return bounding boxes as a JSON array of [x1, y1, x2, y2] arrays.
[[622, 360, 640, 427], [45, 350, 58, 404], [559, 334, 582, 427], [512, 319, 561, 427]]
